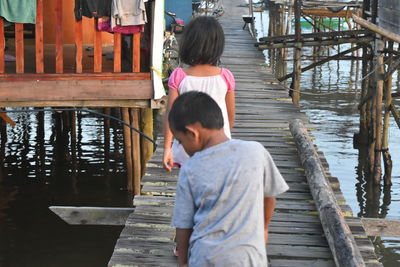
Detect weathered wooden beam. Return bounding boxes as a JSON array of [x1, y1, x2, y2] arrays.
[[290, 119, 365, 267], [258, 30, 367, 43], [362, 218, 400, 237], [94, 18, 102, 73], [258, 37, 373, 50], [352, 15, 400, 44], [55, 0, 63, 73], [35, 0, 44, 74], [0, 72, 150, 81], [0, 18, 4, 74], [49, 206, 134, 225], [15, 23, 24, 74], [0, 100, 149, 108], [0, 113, 16, 127], [279, 45, 362, 81], [75, 20, 83, 73], [0, 80, 153, 102]]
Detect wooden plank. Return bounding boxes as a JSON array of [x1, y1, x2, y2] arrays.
[[15, 23, 24, 74], [270, 259, 335, 267], [0, 80, 153, 101], [0, 72, 151, 81], [113, 33, 122, 72], [0, 18, 4, 73], [35, 0, 44, 73], [122, 107, 133, 191], [0, 100, 149, 108], [49, 206, 134, 225], [131, 108, 141, 195], [55, 0, 63, 73], [362, 218, 400, 237], [0, 113, 16, 127], [133, 33, 141, 72], [94, 19, 102, 73], [75, 20, 83, 73]]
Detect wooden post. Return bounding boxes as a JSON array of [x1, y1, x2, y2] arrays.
[[75, 20, 83, 73], [15, 23, 24, 74], [36, 0, 44, 73], [140, 108, 154, 176], [0, 18, 5, 73], [382, 41, 393, 185], [290, 119, 365, 267], [113, 33, 122, 73], [130, 108, 141, 195], [373, 37, 384, 183], [122, 108, 133, 191], [94, 19, 102, 73], [55, 0, 63, 73], [292, 0, 302, 105], [358, 45, 369, 146], [133, 33, 141, 72]]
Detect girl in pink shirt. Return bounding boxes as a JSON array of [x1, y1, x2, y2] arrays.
[[163, 16, 236, 172]]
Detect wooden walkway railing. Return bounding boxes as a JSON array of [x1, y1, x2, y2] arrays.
[[0, 0, 142, 76]]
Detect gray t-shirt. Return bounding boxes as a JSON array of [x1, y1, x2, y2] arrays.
[[171, 139, 289, 267]]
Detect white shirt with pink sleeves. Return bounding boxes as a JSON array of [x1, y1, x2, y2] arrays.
[[168, 67, 235, 165]]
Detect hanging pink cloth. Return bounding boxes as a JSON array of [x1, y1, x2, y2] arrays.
[[98, 18, 144, 34]]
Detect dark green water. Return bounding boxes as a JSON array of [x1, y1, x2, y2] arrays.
[[0, 111, 132, 267], [255, 10, 400, 266]]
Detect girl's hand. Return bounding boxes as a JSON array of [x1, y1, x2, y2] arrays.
[[264, 227, 269, 243], [163, 148, 174, 172]]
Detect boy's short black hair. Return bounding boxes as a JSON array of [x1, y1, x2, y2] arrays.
[[168, 91, 224, 133], [179, 16, 224, 66]]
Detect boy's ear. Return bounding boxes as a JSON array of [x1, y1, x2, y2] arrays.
[[184, 123, 200, 141]]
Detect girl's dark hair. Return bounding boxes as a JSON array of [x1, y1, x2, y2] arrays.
[[168, 91, 224, 133], [179, 16, 225, 66]]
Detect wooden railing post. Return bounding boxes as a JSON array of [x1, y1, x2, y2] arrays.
[[113, 33, 122, 73], [94, 19, 102, 73], [36, 0, 44, 73], [15, 23, 24, 74], [75, 20, 83, 73], [133, 33, 141, 72], [0, 18, 4, 73], [55, 0, 63, 73]]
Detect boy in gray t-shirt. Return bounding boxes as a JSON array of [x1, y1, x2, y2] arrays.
[[168, 92, 289, 267]]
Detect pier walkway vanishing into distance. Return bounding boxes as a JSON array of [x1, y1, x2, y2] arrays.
[[108, 0, 381, 266]]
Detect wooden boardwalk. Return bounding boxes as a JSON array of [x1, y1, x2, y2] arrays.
[[108, 1, 381, 266]]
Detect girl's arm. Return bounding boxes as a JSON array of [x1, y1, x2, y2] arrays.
[[163, 89, 179, 172], [264, 197, 276, 243], [176, 228, 193, 267], [225, 90, 236, 130]]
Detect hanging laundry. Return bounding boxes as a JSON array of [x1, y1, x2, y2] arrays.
[[0, 0, 36, 24], [98, 17, 144, 34], [111, 0, 147, 29], [74, 0, 113, 21]]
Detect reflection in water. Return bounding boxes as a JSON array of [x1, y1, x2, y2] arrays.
[[0, 109, 132, 267], [254, 10, 400, 266]]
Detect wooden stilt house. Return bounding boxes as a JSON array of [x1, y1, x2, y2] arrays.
[[0, 0, 166, 194]]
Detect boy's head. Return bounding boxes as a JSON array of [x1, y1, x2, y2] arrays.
[[179, 16, 225, 66], [168, 91, 225, 155]]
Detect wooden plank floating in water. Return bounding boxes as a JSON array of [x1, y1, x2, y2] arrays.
[[362, 218, 400, 237], [49, 206, 134, 225]]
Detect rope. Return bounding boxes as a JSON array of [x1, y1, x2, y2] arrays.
[[0, 107, 157, 147]]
